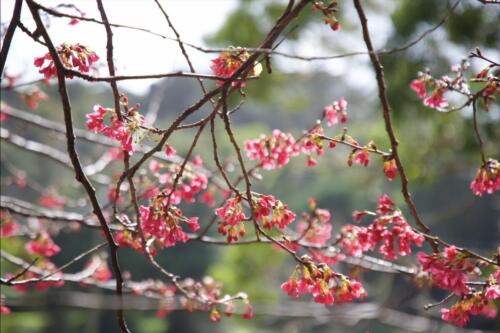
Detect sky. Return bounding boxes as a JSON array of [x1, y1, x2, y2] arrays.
[[1, 0, 398, 96], [1, 0, 238, 95]]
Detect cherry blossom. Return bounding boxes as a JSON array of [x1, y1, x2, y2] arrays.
[[26, 232, 61, 257], [417, 246, 472, 295], [470, 158, 499, 196], [34, 43, 99, 79], [339, 194, 424, 259]]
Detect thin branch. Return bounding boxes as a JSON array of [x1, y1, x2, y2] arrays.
[[471, 100, 487, 164]]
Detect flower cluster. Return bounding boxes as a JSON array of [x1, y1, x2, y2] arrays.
[[281, 257, 366, 306], [148, 155, 209, 205], [210, 47, 262, 88], [139, 198, 199, 249], [440, 291, 497, 327], [115, 229, 144, 252], [299, 127, 325, 167], [86, 98, 144, 154], [215, 196, 247, 242], [417, 246, 473, 295], [19, 87, 47, 110], [34, 43, 99, 79], [38, 190, 65, 209], [1, 211, 18, 238], [253, 194, 296, 230], [323, 98, 347, 126], [312, 1, 341, 31], [410, 75, 449, 110], [339, 194, 424, 259], [470, 158, 499, 196], [295, 198, 332, 246], [244, 130, 299, 170], [25, 232, 61, 257]]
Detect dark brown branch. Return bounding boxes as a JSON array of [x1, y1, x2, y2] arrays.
[[353, 0, 436, 251], [25, 2, 130, 331], [0, 0, 22, 75]]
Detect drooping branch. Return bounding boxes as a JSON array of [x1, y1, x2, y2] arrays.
[[25, 2, 130, 331]]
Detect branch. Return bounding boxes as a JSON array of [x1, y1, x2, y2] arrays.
[[353, 0, 436, 252], [0, 0, 22, 75], [25, 2, 130, 331]]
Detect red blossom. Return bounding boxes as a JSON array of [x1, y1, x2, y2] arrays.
[[470, 158, 499, 196], [242, 303, 253, 319], [215, 196, 247, 242], [410, 79, 426, 99], [19, 87, 48, 110], [244, 130, 300, 170], [86, 101, 145, 154], [383, 159, 398, 181], [38, 191, 65, 209], [423, 89, 448, 109], [281, 258, 366, 306], [34, 43, 99, 80], [339, 194, 424, 259], [323, 98, 348, 126], [353, 149, 369, 167], [165, 143, 176, 158], [26, 232, 61, 257], [1, 212, 18, 238], [417, 246, 471, 295], [210, 48, 259, 88], [296, 201, 332, 246]]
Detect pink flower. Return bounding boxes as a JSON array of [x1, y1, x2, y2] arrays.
[[417, 247, 470, 295], [1, 212, 18, 237], [383, 159, 398, 181], [199, 190, 216, 207], [215, 196, 247, 242], [86, 100, 144, 155], [423, 89, 448, 109], [340, 194, 423, 259], [281, 277, 299, 297], [281, 262, 366, 307], [242, 303, 253, 319], [323, 98, 348, 126], [210, 48, 257, 88], [410, 79, 426, 99], [165, 143, 176, 158], [184, 217, 200, 232], [26, 232, 61, 257], [244, 130, 300, 170], [0, 221, 18, 238], [470, 159, 499, 196], [353, 149, 369, 167], [139, 204, 194, 248], [34, 43, 99, 79], [39, 191, 65, 209], [20, 88, 48, 110]]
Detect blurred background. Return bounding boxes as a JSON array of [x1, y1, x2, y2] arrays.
[[1, 0, 499, 332]]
